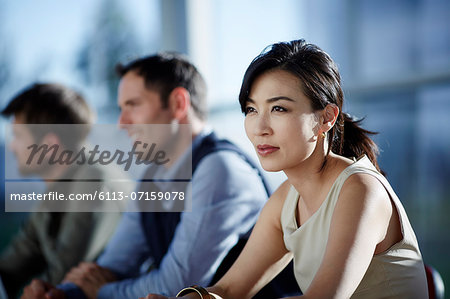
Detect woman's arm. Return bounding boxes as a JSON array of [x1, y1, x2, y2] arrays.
[[302, 173, 393, 299], [141, 181, 295, 299], [206, 180, 294, 299]]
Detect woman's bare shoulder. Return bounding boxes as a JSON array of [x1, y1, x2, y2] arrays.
[[270, 179, 292, 203], [260, 180, 293, 229], [336, 172, 392, 228], [341, 172, 390, 203]]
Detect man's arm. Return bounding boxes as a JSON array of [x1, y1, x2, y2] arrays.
[[96, 151, 268, 298], [43, 212, 98, 283], [0, 213, 46, 297], [56, 210, 150, 298], [95, 211, 151, 277]]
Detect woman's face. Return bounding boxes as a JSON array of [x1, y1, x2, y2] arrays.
[[244, 69, 320, 172]]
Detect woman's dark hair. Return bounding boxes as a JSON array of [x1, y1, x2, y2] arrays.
[[238, 39, 381, 171], [116, 52, 208, 121]]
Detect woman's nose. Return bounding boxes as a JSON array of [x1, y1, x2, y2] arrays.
[[254, 113, 272, 136]]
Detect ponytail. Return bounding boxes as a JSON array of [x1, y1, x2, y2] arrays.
[[330, 113, 382, 172]]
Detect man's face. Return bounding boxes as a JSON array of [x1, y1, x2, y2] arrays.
[[118, 71, 173, 127], [117, 71, 176, 155], [9, 114, 40, 175]]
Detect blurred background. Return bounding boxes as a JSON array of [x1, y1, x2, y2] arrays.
[[0, 0, 449, 293]]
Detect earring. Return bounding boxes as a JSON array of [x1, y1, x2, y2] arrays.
[[321, 132, 326, 138]]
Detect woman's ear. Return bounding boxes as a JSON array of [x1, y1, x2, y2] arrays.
[[320, 104, 339, 133], [168, 87, 191, 121]]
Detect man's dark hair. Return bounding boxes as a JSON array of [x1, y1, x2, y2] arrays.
[[1, 83, 94, 147], [116, 52, 208, 120], [1, 83, 94, 124]]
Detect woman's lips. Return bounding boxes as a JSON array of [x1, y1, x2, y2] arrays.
[[256, 144, 280, 156]]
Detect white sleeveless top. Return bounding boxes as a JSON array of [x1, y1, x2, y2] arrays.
[[281, 156, 428, 298]]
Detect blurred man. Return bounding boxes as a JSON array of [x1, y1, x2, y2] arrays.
[[0, 83, 127, 298]]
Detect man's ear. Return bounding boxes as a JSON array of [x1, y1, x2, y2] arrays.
[[168, 87, 191, 121], [320, 104, 339, 134]]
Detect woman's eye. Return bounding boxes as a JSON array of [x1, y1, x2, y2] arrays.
[[245, 106, 257, 115], [272, 106, 287, 112]]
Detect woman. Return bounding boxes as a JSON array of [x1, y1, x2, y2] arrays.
[[144, 39, 428, 298]]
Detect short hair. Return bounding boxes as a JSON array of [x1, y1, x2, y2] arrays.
[[1, 83, 94, 147], [1, 83, 94, 125], [116, 52, 208, 120]]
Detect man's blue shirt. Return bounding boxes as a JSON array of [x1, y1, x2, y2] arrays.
[[59, 130, 268, 298]]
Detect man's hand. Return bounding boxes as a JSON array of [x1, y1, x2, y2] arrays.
[[63, 262, 116, 299], [21, 279, 65, 299]]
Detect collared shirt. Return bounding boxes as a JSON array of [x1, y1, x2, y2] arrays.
[[59, 130, 268, 298]]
